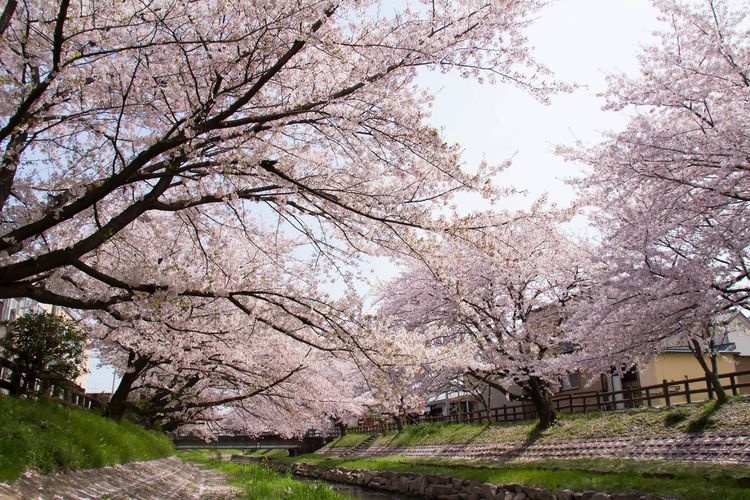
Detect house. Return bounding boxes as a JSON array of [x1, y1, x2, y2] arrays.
[[544, 310, 750, 409], [425, 310, 750, 418]]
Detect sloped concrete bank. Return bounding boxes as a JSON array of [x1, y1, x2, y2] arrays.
[[320, 434, 750, 464], [0, 456, 238, 499], [231, 456, 661, 500]]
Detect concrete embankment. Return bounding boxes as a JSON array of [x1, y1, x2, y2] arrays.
[[232, 455, 661, 500], [320, 433, 750, 464]]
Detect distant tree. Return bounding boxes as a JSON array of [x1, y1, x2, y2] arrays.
[[378, 211, 590, 429], [1, 312, 86, 397]]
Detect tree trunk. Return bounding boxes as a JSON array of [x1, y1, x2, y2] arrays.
[[527, 376, 556, 429], [689, 339, 728, 406], [391, 413, 404, 433], [8, 362, 22, 397], [104, 352, 151, 420], [21, 371, 37, 397], [333, 418, 347, 436]]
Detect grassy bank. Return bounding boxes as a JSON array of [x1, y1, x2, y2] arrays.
[[286, 454, 750, 500], [0, 396, 174, 482], [179, 449, 345, 499], [302, 398, 750, 499], [325, 397, 750, 450]]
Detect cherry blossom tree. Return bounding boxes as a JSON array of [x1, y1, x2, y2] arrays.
[[566, 0, 750, 405], [93, 292, 371, 433], [378, 211, 589, 428], [0, 0, 567, 432], [352, 323, 463, 432], [0, 0, 560, 310]]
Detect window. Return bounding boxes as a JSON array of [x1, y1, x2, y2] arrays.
[[560, 371, 581, 391]]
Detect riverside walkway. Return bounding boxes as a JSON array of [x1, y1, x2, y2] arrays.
[[0, 457, 238, 499]]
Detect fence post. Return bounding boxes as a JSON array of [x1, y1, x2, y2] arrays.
[[730, 374, 738, 396], [595, 391, 601, 411], [662, 379, 671, 407], [645, 387, 652, 407], [568, 393, 573, 413], [503, 406, 508, 423], [684, 377, 692, 404], [706, 374, 714, 400]]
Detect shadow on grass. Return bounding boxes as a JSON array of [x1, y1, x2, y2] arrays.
[[663, 407, 691, 427], [685, 400, 720, 433], [491, 419, 546, 461]]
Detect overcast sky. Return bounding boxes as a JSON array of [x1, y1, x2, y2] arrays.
[[87, 0, 670, 391]]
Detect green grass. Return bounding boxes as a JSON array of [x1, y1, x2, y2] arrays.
[[0, 396, 174, 482], [179, 449, 346, 499], [324, 432, 372, 448], [285, 455, 750, 500]]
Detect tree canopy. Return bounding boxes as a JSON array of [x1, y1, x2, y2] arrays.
[[1, 311, 86, 397]]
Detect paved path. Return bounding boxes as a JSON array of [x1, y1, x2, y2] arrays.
[[0, 457, 239, 499]]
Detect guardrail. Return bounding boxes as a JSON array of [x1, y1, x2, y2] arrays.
[[350, 369, 750, 433], [0, 356, 101, 410]]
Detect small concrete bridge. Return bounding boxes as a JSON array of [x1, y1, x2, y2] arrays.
[[172, 434, 333, 456]]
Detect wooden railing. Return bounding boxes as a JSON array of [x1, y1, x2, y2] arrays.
[[0, 356, 101, 411], [351, 403, 536, 434], [552, 369, 750, 414], [350, 369, 750, 434]]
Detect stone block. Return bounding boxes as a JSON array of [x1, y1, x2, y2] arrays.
[[431, 484, 457, 497], [522, 486, 555, 500], [362, 470, 376, 485], [409, 475, 429, 495], [368, 476, 388, 489], [478, 482, 498, 499]]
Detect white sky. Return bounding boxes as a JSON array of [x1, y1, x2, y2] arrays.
[[87, 0, 668, 392], [423, 0, 663, 211]]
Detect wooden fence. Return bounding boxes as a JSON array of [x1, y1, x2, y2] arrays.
[[350, 369, 750, 433], [0, 356, 101, 410], [552, 369, 750, 413], [351, 403, 537, 433]]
